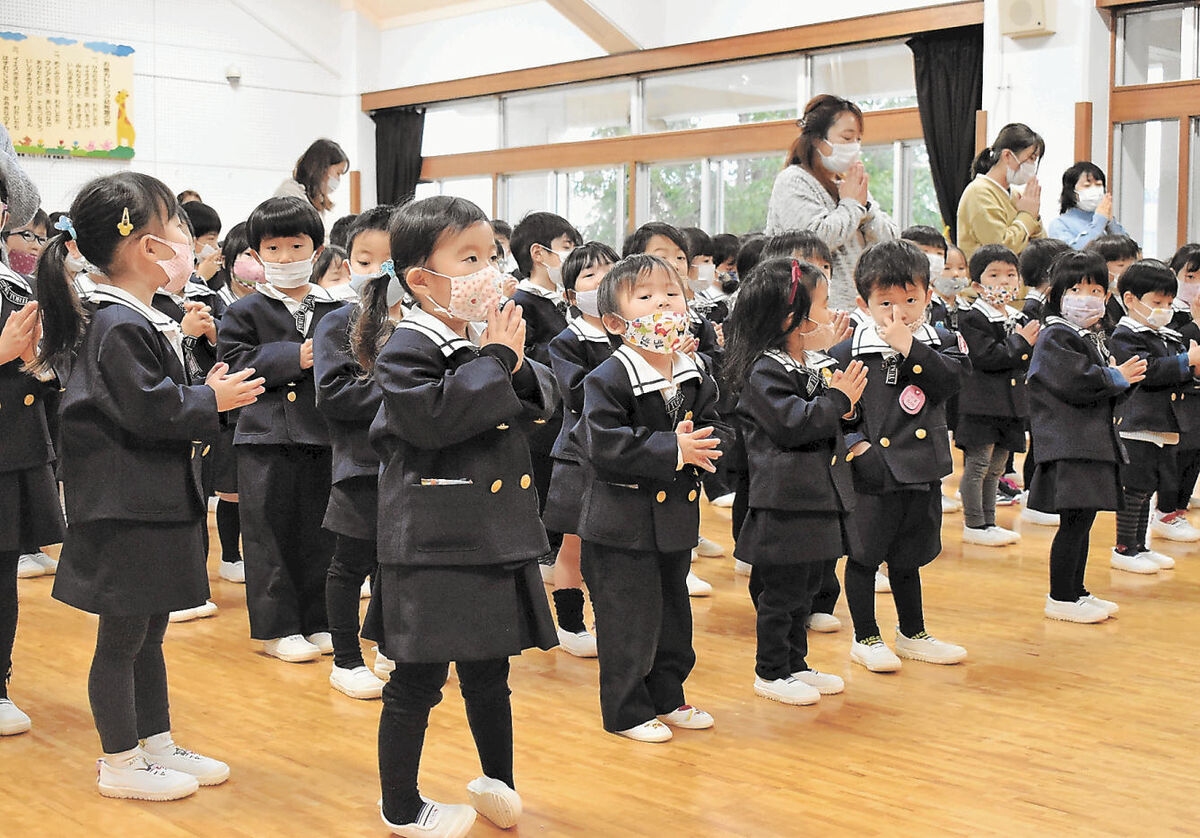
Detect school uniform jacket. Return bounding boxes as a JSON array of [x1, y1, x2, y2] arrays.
[[60, 285, 218, 524], [927, 292, 959, 330], [369, 307, 556, 568], [829, 321, 969, 489], [736, 349, 856, 513], [511, 281, 568, 455], [1109, 316, 1197, 434], [547, 316, 616, 464], [1022, 288, 1047, 323], [575, 345, 728, 554], [152, 282, 220, 380], [314, 302, 382, 485], [217, 285, 342, 447], [1026, 317, 1130, 465], [956, 299, 1032, 418], [0, 267, 56, 473]]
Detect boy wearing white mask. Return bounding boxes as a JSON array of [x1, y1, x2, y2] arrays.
[[1048, 162, 1128, 251], [180, 202, 223, 286], [217, 196, 341, 664]]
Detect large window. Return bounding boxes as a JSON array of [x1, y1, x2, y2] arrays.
[[1114, 119, 1180, 260], [809, 41, 919, 110], [502, 167, 628, 247], [421, 98, 500, 156], [641, 57, 804, 133], [503, 80, 634, 147], [413, 176, 494, 215], [1117, 3, 1197, 86]]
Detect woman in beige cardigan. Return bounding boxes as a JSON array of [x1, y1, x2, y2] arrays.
[[956, 124, 1046, 259]]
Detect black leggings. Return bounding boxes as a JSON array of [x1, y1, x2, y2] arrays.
[[326, 533, 376, 670], [0, 551, 17, 699], [379, 658, 513, 825], [88, 614, 171, 754], [216, 499, 241, 563], [1049, 509, 1097, 602], [844, 561, 925, 642], [1115, 489, 1150, 552]]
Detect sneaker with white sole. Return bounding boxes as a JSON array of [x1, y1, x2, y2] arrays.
[[168, 600, 218, 623], [556, 627, 598, 658], [850, 637, 902, 672], [330, 664, 386, 699], [30, 551, 57, 575], [1138, 548, 1176, 569], [1151, 510, 1200, 542], [753, 676, 820, 705], [380, 799, 477, 838], [1081, 593, 1119, 616], [1020, 507, 1060, 526], [894, 630, 967, 665], [962, 525, 1018, 546], [941, 494, 962, 513], [361, 578, 372, 598], [694, 536, 725, 557], [218, 560, 245, 583], [0, 698, 31, 735], [262, 634, 322, 662], [305, 632, 334, 654], [616, 719, 672, 743], [805, 612, 841, 633], [140, 735, 230, 785], [874, 571, 891, 594], [15, 555, 45, 579], [373, 646, 395, 680], [733, 559, 752, 577], [466, 776, 522, 829], [97, 753, 200, 801], [657, 705, 714, 729], [686, 571, 712, 597], [1044, 595, 1108, 623], [709, 492, 735, 508], [792, 668, 845, 695], [1110, 549, 1159, 575]]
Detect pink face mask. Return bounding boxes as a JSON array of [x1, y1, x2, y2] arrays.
[[423, 264, 503, 322], [147, 235, 194, 295], [7, 250, 38, 276], [232, 253, 265, 285]]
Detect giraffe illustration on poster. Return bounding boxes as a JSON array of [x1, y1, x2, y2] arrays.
[[116, 90, 135, 148]]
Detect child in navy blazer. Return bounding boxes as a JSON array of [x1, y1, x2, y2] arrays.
[[217, 197, 343, 664], [725, 258, 865, 707], [577, 254, 726, 743], [34, 172, 263, 799], [1027, 251, 1147, 623], [355, 196, 557, 836], [829, 240, 969, 674]]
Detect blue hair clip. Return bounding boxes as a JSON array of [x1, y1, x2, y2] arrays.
[[54, 215, 77, 240], [380, 259, 396, 278]]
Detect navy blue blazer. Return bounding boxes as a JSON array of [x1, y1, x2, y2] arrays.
[[1109, 319, 1196, 434], [510, 285, 567, 455], [956, 302, 1032, 419], [0, 273, 56, 473], [547, 319, 616, 463], [1021, 289, 1047, 323], [314, 303, 382, 485]]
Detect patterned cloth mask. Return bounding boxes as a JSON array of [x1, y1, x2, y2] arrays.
[[980, 285, 1017, 308], [617, 309, 689, 354], [423, 264, 502, 322]]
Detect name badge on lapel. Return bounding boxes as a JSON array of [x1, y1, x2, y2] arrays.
[[899, 385, 926, 415]]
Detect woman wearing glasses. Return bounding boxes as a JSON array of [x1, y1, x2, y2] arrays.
[[956, 124, 1047, 259]]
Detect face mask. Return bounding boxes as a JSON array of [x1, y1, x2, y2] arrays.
[[798, 318, 836, 351], [352, 262, 408, 309], [819, 139, 861, 174], [720, 272, 739, 294], [1076, 185, 1104, 213], [147, 235, 194, 295], [327, 174, 341, 194], [65, 253, 89, 275], [906, 310, 929, 334], [197, 243, 219, 262], [933, 275, 969, 297], [7, 250, 37, 276], [261, 255, 315, 289], [616, 309, 689, 354], [1178, 280, 1200, 306], [691, 263, 716, 289], [980, 285, 1018, 308], [233, 253, 265, 285], [1061, 295, 1106, 329], [1134, 298, 1173, 330], [328, 282, 358, 302], [573, 288, 600, 318], [421, 264, 503, 322], [926, 253, 946, 284], [542, 247, 572, 288], [1006, 153, 1038, 186]]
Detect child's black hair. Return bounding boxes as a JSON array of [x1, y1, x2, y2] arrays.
[[900, 225, 948, 257], [311, 244, 348, 285], [597, 254, 684, 319], [34, 172, 180, 374], [972, 123, 1045, 176], [1044, 250, 1108, 318], [712, 233, 740, 268], [1018, 238, 1072, 288], [622, 222, 690, 262], [680, 227, 714, 261], [1118, 258, 1178, 300], [722, 257, 817, 399], [1085, 233, 1140, 264], [735, 234, 767, 284], [562, 241, 619, 292], [761, 230, 833, 264], [180, 201, 221, 239], [1169, 243, 1200, 276], [329, 213, 358, 249], [854, 239, 931, 300], [509, 211, 581, 279], [491, 219, 512, 239], [345, 205, 394, 255], [1059, 161, 1108, 215], [968, 243, 1019, 285], [350, 196, 489, 373], [245, 196, 325, 252], [4, 207, 49, 235]]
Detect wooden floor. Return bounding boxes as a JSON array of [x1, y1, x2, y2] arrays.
[[4, 463, 1200, 837]]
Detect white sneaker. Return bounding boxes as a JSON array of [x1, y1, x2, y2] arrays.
[[97, 753, 199, 801], [556, 627, 598, 658], [217, 560, 245, 583], [616, 719, 672, 743], [361, 578, 372, 598], [466, 776, 522, 829], [657, 705, 714, 729], [15, 555, 46, 579], [262, 634, 322, 663], [710, 492, 736, 508], [380, 798, 477, 838], [1020, 507, 1060, 526], [874, 571, 891, 593], [792, 668, 845, 695], [753, 676, 820, 706], [1138, 548, 1175, 569], [1151, 510, 1200, 542], [850, 637, 902, 672], [140, 735, 230, 785], [1110, 549, 1159, 575], [941, 494, 962, 513], [0, 698, 31, 735], [962, 525, 1019, 546], [733, 559, 752, 577], [1081, 593, 1119, 616], [538, 562, 556, 584], [30, 551, 57, 575], [805, 612, 841, 633], [305, 632, 334, 654], [694, 536, 725, 557], [330, 664, 386, 699], [1003, 471, 1023, 488], [1044, 595, 1108, 623], [686, 571, 712, 597], [168, 600, 218, 623], [373, 646, 395, 680], [894, 630, 967, 665]]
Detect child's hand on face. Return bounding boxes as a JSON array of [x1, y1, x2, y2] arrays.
[[483, 300, 527, 373], [1016, 319, 1041, 345], [299, 338, 314, 370], [1112, 354, 1147, 384], [830, 359, 868, 412], [675, 419, 721, 473], [878, 308, 914, 356], [831, 311, 853, 345], [206, 362, 266, 411]]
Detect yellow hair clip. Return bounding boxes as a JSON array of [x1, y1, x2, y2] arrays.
[[117, 207, 133, 237]]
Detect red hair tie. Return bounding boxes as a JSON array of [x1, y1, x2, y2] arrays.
[[789, 259, 802, 305]]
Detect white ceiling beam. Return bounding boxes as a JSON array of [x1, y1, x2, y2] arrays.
[[544, 0, 640, 54]]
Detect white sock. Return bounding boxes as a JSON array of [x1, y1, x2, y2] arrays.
[[103, 746, 140, 768], [141, 731, 173, 754]]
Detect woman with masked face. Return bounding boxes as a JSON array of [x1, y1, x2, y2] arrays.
[[765, 95, 899, 312], [957, 123, 1047, 260], [274, 138, 349, 238], [1048, 162, 1128, 250]]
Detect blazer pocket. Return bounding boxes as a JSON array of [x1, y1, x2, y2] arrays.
[[408, 482, 481, 553], [581, 480, 640, 544], [849, 443, 888, 489], [235, 402, 274, 436]]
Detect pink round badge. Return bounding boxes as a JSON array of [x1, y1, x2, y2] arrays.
[[899, 385, 926, 415]]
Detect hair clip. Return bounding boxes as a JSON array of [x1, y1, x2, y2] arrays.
[[117, 207, 133, 237], [54, 215, 77, 240], [380, 259, 396, 278], [789, 259, 802, 305]]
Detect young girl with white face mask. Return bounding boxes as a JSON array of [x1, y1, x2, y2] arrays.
[[1048, 161, 1130, 250]]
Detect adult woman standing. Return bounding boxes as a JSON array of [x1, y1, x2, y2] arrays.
[[274, 139, 350, 231], [765, 95, 899, 311], [956, 124, 1046, 259], [1048, 162, 1128, 250]]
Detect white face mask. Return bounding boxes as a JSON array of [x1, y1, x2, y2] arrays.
[[351, 261, 406, 308], [1006, 153, 1038, 186], [543, 247, 573, 288], [261, 255, 314, 289], [689, 263, 716, 292], [328, 282, 358, 302], [573, 288, 600, 317], [197, 243, 218, 262], [327, 174, 341, 194], [1076, 185, 1104, 213], [819, 139, 861, 174], [926, 253, 946, 283], [1134, 298, 1173, 330]]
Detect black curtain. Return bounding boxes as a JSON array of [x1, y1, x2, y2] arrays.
[[372, 107, 425, 205], [907, 25, 983, 242]]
